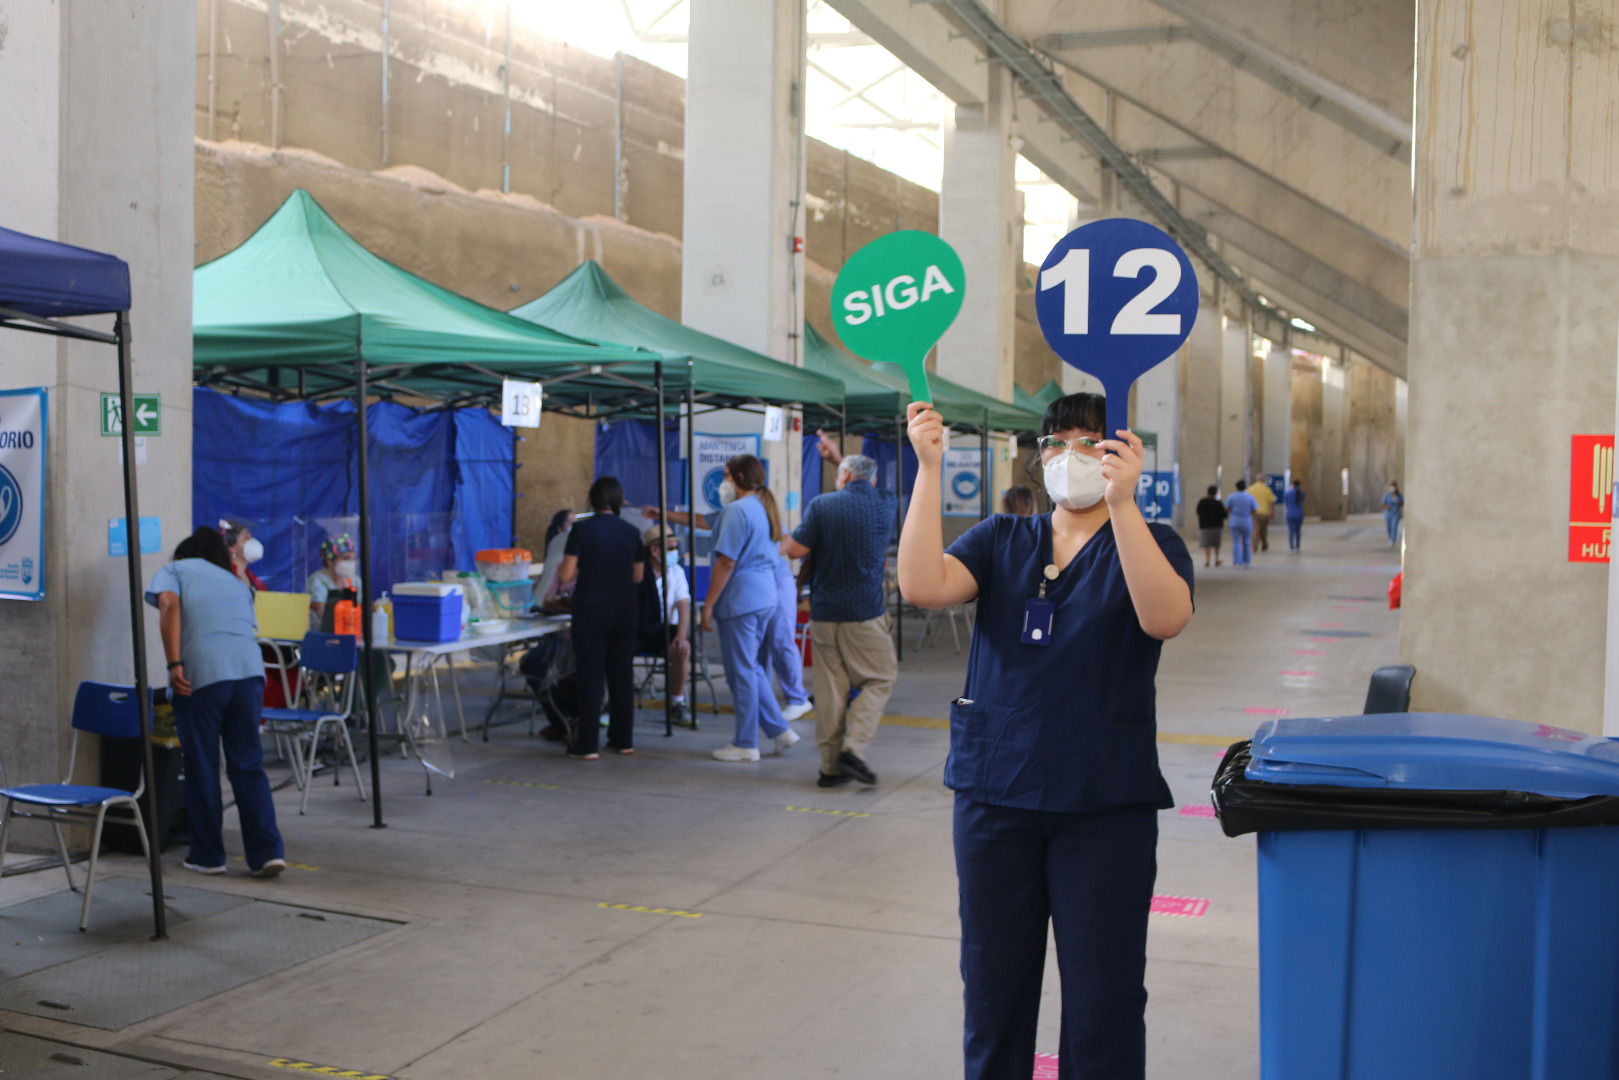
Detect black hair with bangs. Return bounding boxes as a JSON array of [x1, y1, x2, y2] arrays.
[[1040, 393, 1107, 438]]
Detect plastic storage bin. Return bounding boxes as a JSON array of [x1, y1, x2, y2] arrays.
[[475, 547, 532, 582], [392, 583, 464, 642], [1213, 713, 1619, 1080]]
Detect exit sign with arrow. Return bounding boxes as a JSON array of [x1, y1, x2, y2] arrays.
[[100, 393, 161, 437]]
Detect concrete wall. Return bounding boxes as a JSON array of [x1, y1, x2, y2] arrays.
[[1405, 0, 1619, 731], [1346, 357, 1400, 514], [195, 0, 938, 262], [0, 0, 195, 848], [1288, 354, 1324, 515]]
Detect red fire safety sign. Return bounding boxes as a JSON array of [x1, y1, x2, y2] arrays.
[[1569, 435, 1614, 563]]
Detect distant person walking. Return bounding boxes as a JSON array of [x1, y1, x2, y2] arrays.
[[1382, 482, 1404, 546], [147, 527, 285, 879], [1194, 485, 1226, 568], [1224, 480, 1259, 568], [783, 438, 896, 788], [1284, 478, 1307, 550], [1250, 476, 1276, 552]]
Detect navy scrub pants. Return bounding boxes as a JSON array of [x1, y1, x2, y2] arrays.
[[174, 676, 284, 872], [954, 795, 1158, 1080]]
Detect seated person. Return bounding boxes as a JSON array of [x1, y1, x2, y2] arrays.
[[307, 533, 357, 631], [638, 525, 693, 728], [531, 509, 576, 613]]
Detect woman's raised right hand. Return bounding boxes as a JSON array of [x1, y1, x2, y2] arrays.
[[906, 401, 945, 469]]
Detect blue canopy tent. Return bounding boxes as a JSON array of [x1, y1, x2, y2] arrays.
[[0, 226, 168, 939]]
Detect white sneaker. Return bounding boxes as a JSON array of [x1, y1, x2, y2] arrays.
[[250, 858, 287, 879], [712, 745, 761, 762], [773, 728, 801, 755], [780, 701, 813, 722], [182, 861, 226, 875]]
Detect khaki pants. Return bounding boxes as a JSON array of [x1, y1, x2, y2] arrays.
[[810, 615, 897, 775], [1253, 512, 1272, 551]]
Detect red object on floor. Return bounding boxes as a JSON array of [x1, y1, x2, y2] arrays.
[[1388, 571, 1402, 609], [795, 608, 813, 666]]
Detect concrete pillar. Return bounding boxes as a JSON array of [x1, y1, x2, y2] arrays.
[[1346, 357, 1399, 514], [0, 1, 194, 841], [1218, 314, 1251, 491], [1134, 350, 1181, 527], [682, 0, 806, 528], [1317, 357, 1348, 520], [1178, 298, 1223, 522], [936, 68, 1018, 403], [1402, 0, 1619, 731], [1261, 344, 1292, 481]]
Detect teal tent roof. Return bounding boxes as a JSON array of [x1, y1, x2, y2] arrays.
[[511, 261, 846, 412], [193, 190, 657, 404], [803, 323, 1042, 434]]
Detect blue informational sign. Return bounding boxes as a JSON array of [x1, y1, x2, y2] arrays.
[[0, 387, 47, 601], [1034, 219, 1198, 442], [108, 517, 162, 558], [1135, 471, 1179, 522]]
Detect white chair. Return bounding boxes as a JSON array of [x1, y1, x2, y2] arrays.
[[0, 682, 152, 932], [262, 633, 367, 815]]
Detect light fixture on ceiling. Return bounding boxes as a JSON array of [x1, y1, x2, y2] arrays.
[[1290, 317, 1316, 333]]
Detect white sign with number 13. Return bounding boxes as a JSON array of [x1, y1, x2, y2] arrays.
[[501, 379, 543, 429]]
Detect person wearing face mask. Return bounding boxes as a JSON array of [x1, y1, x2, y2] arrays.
[[220, 517, 267, 593], [638, 525, 693, 728], [701, 455, 800, 762], [898, 393, 1194, 1080], [307, 533, 359, 632]]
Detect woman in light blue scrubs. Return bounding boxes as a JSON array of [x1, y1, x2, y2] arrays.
[[700, 454, 800, 763], [899, 394, 1195, 1080]]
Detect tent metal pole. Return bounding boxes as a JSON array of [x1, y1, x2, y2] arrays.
[[356, 358, 385, 828], [980, 425, 989, 520], [686, 378, 697, 729], [894, 414, 903, 663], [115, 311, 167, 941], [656, 362, 671, 738]]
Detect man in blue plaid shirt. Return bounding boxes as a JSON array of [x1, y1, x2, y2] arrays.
[[783, 435, 897, 788]]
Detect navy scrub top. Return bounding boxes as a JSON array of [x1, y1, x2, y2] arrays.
[[944, 513, 1195, 814]]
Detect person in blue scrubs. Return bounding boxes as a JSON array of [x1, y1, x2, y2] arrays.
[[701, 454, 801, 762], [148, 527, 286, 878], [898, 393, 1195, 1080], [1224, 479, 1258, 568], [1284, 477, 1307, 550]]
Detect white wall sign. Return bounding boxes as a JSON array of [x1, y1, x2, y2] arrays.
[[694, 433, 762, 516], [501, 379, 543, 428], [0, 388, 47, 601], [762, 405, 784, 442], [943, 448, 985, 518]]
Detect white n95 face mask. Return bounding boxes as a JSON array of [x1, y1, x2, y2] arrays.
[[1043, 452, 1108, 511], [243, 537, 264, 564], [717, 479, 737, 506], [334, 559, 358, 581]]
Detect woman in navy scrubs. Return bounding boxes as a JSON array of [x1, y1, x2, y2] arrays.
[[898, 393, 1194, 1080]]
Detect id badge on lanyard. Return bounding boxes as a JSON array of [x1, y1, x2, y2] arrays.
[[1022, 564, 1060, 646]]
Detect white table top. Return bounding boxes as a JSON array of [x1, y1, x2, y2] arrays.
[[262, 615, 569, 657]]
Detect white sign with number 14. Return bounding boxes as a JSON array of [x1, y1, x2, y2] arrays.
[[501, 379, 543, 429]]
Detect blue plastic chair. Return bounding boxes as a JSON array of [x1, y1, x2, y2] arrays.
[[0, 682, 153, 932], [262, 633, 367, 815]]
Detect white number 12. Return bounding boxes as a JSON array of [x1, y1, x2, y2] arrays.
[[1041, 246, 1183, 336]]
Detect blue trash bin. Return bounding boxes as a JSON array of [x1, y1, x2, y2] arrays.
[[1212, 713, 1619, 1080]]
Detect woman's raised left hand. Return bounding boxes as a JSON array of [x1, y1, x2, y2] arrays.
[[1099, 429, 1146, 511]]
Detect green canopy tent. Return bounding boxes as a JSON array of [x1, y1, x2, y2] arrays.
[[1036, 380, 1065, 408], [193, 191, 707, 800], [509, 261, 847, 426]]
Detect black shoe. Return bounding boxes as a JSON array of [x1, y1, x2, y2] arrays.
[[838, 750, 877, 785], [817, 772, 852, 788]]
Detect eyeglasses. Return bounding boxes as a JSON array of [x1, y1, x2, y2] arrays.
[[1037, 435, 1105, 457]]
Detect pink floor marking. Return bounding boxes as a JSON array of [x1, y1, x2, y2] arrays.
[[1244, 706, 1290, 716], [1295, 649, 1328, 656], [1033, 1053, 1062, 1078], [1179, 804, 1217, 819], [1307, 637, 1337, 644], [1151, 894, 1211, 918]]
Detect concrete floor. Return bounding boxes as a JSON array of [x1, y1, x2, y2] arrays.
[[0, 517, 1401, 1080]]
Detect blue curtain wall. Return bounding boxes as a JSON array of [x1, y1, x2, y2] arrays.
[[193, 388, 513, 598], [592, 420, 684, 510]]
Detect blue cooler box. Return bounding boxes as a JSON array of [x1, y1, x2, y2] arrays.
[[392, 590, 463, 642], [1219, 713, 1619, 1080]]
